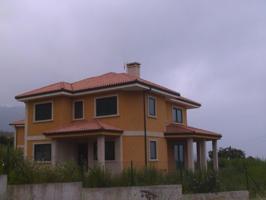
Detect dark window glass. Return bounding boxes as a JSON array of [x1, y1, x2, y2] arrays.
[[148, 97, 156, 116], [93, 142, 98, 160], [173, 107, 183, 123], [105, 141, 115, 160], [74, 101, 84, 119], [150, 141, 157, 160], [35, 103, 52, 121], [96, 96, 117, 116], [34, 144, 51, 161]]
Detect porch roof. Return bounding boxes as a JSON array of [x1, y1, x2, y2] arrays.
[[43, 119, 123, 138], [165, 123, 222, 140]]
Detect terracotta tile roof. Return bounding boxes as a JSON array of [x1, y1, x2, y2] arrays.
[[9, 119, 25, 127], [165, 123, 222, 139], [15, 72, 180, 99], [43, 119, 123, 136]]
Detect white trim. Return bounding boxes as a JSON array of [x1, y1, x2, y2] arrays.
[[168, 98, 199, 108], [147, 95, 157, 118], [32, 142, 53, 163], [27, 135, 47, 141], [72, 99, 85, 120], [24, 104, 28, 158], [33, 101, 54, 123], [148, 139, 159, 161], [123, 131, 164, 137], [172, 105, 184, 125], [17, 83, 182, 102], [94, 94, 119, 118]]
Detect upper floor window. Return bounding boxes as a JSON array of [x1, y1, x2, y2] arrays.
[[149, 140, 158, 160], [34, 102, 52, 122], [96, 96, 118, 117], [148, 96, 156, 117], [73, 100, 84, 120], [34, 144, 51, 162], [172, 107, 183, 123]]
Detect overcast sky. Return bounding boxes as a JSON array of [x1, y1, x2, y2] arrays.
[[1, 0, 266, 157]]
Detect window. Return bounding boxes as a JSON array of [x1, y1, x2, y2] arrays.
[[105, 141, 115, 160], [74, 100, 84, 119], [96, 96, 117, 117], [34, 144, 51, 161], [149, 140, 157, 160], [148, 96, 156, 117], [35, 102, 52, 121], [172, 107, 183, 123]]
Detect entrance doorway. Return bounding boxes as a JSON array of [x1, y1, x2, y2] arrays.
[[174, 143, 185, 170], [78, 143, 88, 168]]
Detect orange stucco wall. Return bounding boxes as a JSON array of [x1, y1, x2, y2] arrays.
[[15, 127, 25, 146], [23, 90, 188, 170]]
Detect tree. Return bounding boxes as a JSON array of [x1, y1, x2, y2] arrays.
[[209, 146, 245, 160]]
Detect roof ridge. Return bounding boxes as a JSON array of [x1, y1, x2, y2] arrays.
[[71, 72, 118, 85]]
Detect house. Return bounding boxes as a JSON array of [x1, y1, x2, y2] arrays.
[[10, 62, 221, 173]]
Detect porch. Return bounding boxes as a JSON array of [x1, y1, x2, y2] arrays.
[[165, 123, 222, 172], [43, 120, 123, 173]]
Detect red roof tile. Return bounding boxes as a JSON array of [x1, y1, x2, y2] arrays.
[[43, 119, 123, 136], [165, 123, 222, 139], [16, 72, 179, 98], [9, 119, 25, 126]]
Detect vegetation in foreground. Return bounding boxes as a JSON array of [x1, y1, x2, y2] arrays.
[[1, 142, 266, 198]]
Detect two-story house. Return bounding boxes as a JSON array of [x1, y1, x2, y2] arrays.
[[10, 62, 221, 173]]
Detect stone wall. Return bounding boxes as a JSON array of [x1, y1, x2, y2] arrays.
[[82, 185, 182, 200], [0, 175, 249, 200], [183, 191, 249, 200]]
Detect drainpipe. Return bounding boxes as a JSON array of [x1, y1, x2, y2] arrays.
[[143, 88, 151, 167]]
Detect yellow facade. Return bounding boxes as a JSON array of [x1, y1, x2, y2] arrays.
[[16, 90, 189, 171]]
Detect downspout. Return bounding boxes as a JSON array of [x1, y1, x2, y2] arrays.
[[143, 88, 152, 167]]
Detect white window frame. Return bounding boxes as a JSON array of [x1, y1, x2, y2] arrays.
[[149, 139, 158, 161], [33, 142, 52, 164], [33, 101, 54, 123], [172, 105, 184, 124], [72, 99, 85, 120], [94, 94, 119, 118], [147, 95, 157, 118]]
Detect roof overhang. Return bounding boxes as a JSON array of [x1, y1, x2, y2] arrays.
[[44, 131, 122, 139], [164, 132, 222, 141]]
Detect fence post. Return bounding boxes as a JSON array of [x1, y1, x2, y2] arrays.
[[0, 175, 7, 200]]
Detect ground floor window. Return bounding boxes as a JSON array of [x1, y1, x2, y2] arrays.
[[105, 141, 115, 160], [34, 144, 51, 162], [149, 140, 158, 160]]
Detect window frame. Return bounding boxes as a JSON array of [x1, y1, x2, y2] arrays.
[[94, 94, 119, 118], [149, 139, 158, 161], [172, 106, 184, 124], [72, 99, 85, 120], [147, 95, 157, 118], [33, 101, 53, 123], [33, 143, 52, 163]]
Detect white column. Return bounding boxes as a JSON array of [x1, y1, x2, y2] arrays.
[[115, 136, 122, 173], [186, 138, 194, 172], [212, 140, 219, 171], [199, 141, 207, 171], [97, 135, 105, 169]]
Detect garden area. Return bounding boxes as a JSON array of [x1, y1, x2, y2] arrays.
[[1, 138, 266, 199]]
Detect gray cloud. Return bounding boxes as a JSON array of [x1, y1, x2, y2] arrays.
[[1, 0, 266, 157]]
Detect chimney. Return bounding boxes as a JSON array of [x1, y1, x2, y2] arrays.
[[126, 62, 141, 77]]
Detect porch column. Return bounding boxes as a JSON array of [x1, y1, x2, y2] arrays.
[[212, 140, 219, 171], [186, 138, 194, 172], [97, 135, 105, 169], [199, 141, 207, 171], [115, 136, 123, 173]]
